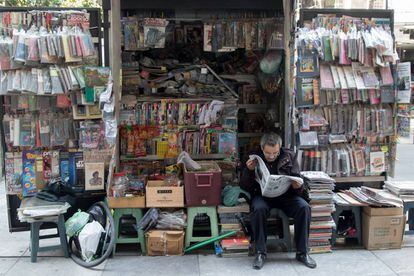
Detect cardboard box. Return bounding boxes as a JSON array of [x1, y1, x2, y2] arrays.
[[145, 230, 184, 256], [363, 207, 403, 217], [146, 181, 184, 207], [107, 196, 145, 208], [362, 207, 405, 250]]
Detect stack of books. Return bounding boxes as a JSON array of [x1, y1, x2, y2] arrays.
[[220, 237, 250, 257], [217, 202, 250, 257], [301, 171, 336, 254]]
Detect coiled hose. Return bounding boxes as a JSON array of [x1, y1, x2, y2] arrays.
[[69, 201, 115, 268]]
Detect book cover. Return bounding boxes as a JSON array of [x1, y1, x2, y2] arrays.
[[22, 150, 37, 197], [370, 151, 385, 174], [35, 154, 45, 190], [381, 86, 395, 103], [85, 162, 105, 191], [380, 65, 394, 86], [218, 132, 237, 155], [221, 238, 250, 250], [297, 49, 319, 77], [69, 151, 85, 193], [13, 152, 23, 194], [320, 65, 334, 90], [84, 66, 110, 87], [296, 77, 315, 107], [59, 151, 70, 183]]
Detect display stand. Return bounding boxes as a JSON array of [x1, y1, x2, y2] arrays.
[[0, 7, 105, 232], [295, 9, 397, 189]]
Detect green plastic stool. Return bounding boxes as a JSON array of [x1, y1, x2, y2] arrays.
[[269, 208, 293, 252], [185, 207, 219, 248], [112, 208, 146, 255], [29, 214, 69, 263]]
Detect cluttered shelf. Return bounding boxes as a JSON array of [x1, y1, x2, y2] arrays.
[[120, 154, 230, 161]]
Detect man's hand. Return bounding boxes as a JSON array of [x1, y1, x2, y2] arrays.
[[291, 180, 302, 189], [246, 159, 257, 171]]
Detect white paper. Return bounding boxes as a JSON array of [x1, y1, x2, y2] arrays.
[[249, 155, 303, 198]]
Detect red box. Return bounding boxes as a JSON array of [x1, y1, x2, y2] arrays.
[[184, 161, 222, 206]]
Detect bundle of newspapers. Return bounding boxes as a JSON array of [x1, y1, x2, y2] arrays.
[[301, 171, 336, 254], [249, 155, 303, 198], [335, 186, 403, 208], [384, 181, 414, 201]]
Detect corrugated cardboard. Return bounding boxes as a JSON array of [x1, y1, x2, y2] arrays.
[[146, 181, 184, 207], [363, 207, 403, 216], [362, 210, 405, 250], [107, 195, 145, 208], [145, 230, 184, 256]]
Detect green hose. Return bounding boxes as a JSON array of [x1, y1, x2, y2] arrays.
[[184, 230, 238, 253]]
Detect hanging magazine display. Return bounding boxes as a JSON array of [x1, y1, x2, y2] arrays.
[[249, 154, 303, 198], [0, 9, 113, 199], [295, 12, 398, 179]]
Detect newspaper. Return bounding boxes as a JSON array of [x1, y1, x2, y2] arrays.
[[249, 155, 303, 198]]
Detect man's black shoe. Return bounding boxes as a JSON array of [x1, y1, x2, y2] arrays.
[[252, 253, 266, 270], [296, 252, 317, 269]]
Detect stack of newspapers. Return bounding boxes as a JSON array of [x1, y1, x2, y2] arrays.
[[301, 171, 336, 254]]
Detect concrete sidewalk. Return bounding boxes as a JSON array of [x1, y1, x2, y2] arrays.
[[1, 144, 414, 275]]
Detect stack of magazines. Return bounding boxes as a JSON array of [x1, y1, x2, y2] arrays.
[[217, 202, 250, 257], [301, 171, 336, 254], [384, 181, 414, 201], [336, 186, 403, 207]]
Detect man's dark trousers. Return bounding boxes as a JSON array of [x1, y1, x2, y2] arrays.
[[250, 195, 311, 254]]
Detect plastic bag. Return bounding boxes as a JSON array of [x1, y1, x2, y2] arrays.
[[65, 210, 90, 238], [137, 208, 159, 232], [78, 221, 105, 262], [155, 210, 187, 230]]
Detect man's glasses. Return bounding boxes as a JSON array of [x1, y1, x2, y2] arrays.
[[263, 151, 280, 158]]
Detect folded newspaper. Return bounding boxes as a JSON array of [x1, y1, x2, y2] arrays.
[[250, 154, 303, 198]]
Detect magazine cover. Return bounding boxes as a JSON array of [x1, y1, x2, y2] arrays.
[[84, 66, 110, 87], [22, 150, 37, 197], [85, 162, 105, 191], [218, 132, 237, 155]]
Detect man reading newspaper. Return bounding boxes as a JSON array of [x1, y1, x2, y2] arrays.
[[240, 133, 316, 269]]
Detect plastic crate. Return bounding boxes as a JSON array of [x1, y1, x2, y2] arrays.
[[184, 161, 222, 206]]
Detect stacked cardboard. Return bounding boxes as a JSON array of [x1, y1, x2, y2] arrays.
[[301, 171, 336, 254]]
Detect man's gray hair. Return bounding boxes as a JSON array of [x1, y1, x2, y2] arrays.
[[260, 133, 282, 149]]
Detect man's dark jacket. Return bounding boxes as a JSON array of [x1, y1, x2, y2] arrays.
[[240, 147, 307, 201]]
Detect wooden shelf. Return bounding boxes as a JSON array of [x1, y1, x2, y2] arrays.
[[120, 153, 229, 161], [333, 176, 385, 183], [238, 104, 267, 109], [238, 133, 263, 138]]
